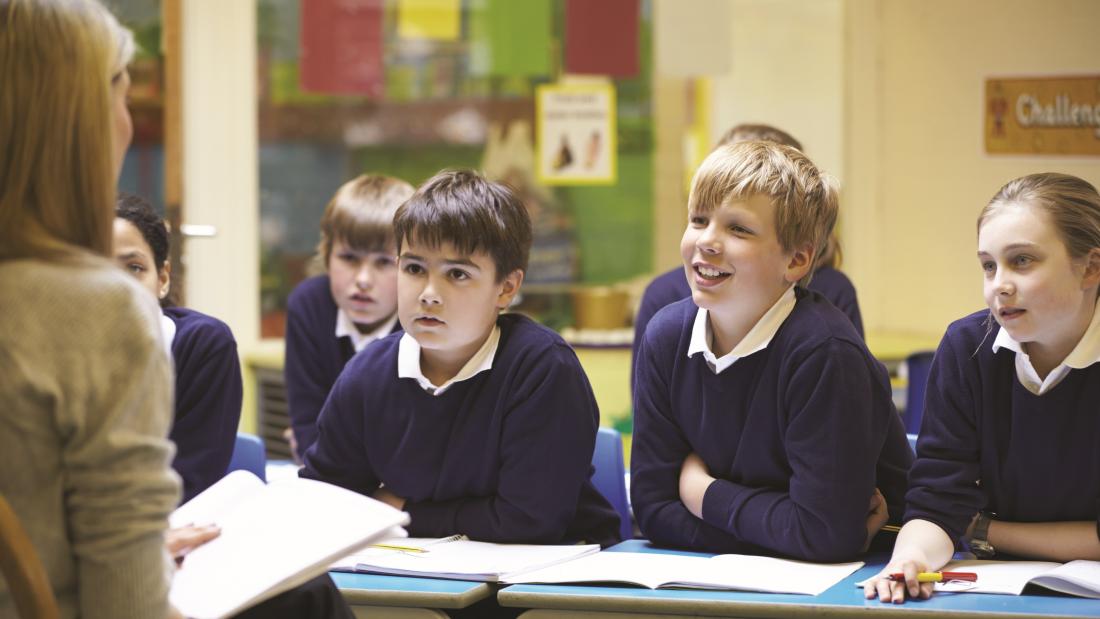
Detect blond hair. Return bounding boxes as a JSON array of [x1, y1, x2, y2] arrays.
[[0, 0, 134, 262], [688, 140, 839, 288], [317, 174, 415, 267], [979, 173, 1100, 296]]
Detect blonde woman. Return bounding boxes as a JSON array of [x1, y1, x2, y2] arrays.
[[0, 1, 179, 617]]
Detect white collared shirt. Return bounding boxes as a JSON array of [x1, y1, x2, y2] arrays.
[[159, 312, 177, 357], [397, 325, 501, 396], [991, 301, 1100, 395], [335, 309, 399, 353], [687, 286, 797, 374]]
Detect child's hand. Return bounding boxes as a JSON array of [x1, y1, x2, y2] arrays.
[[863, 556, 935, 603], [862, 487, 889, 552], [678, 452, 715, 519], [373, 486, 407, 511], [283, 427, 302, 466]]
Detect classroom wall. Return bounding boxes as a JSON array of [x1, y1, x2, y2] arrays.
[[845, 0, 1100, 339], [678, 0, 1100, 342], [650, 0, 845, 276]]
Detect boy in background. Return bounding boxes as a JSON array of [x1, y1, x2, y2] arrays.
[[284, 175, 414, 460]]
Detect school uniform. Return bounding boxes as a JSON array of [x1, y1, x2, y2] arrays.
[[631, 287, 911, 561], [163, 306, 242, 503], [905, 306, 1100, 547], [300, 313, 622, 548], [284, 274, 399, 459], [634, 267, 863, 353]]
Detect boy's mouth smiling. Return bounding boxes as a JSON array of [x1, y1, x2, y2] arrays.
[[693, 261, 731, 285], [998, 306, 1026, 321]]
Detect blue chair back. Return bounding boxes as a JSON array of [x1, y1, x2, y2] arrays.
[[592, 427, 632, 540], [904, 351, 935, 435], [228, 432, 266, 482]]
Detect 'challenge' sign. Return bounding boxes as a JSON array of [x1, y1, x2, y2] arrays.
[[986, 75, 1100, 156]]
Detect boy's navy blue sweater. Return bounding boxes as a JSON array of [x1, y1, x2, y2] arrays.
[[906, 310, 1100, 544], [301, 313, 622, 547], [284, 274, 399, 459], [631, 290, 910, 561], [165, 306, 242, 503]]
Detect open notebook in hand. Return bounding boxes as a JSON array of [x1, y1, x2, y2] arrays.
[[503, 551, 864, 596], [333, 536, 600, 582], [169, 471, 409, 619]]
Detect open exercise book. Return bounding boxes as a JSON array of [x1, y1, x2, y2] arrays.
[[870, 559, 1100, 598], [504, 551, 864, 596], [333, 536, 600, 582], [169, 471, 409, 619]]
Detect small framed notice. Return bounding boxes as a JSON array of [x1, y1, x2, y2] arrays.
[[985, 75, 1100, 156], [536, 83, 617, 185]]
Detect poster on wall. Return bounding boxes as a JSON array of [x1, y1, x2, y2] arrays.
[[536, 83, 617, 185], [985, 75, 1100, 156]]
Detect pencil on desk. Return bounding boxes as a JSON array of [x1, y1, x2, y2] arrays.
[[370, 543, 428, 553]]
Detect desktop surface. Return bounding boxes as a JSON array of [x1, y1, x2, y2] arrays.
[[498, 540, 1099, 618], [330, 571, 491, 609]]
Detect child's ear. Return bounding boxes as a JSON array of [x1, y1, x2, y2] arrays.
[[783, 244, 815, 284], [158, 261, 172, 300], [496, 269, 525, 310], [1081, 247, 1100, 290]]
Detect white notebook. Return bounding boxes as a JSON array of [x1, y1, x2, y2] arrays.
[[504, 551, 864, 596], [169, 471, 409, 619], [922, 559, 1100, 598], [335, 536, 600, 582]]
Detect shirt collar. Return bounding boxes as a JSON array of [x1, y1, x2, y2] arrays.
[[335, 309, 399, 353], [687, 285, 797, 374], [159, 311, 177, 358], [991, 301, 1100, 394], [397, 325, 501, 396]]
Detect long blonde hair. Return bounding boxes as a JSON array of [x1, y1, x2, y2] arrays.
[[0, 0, 134, 262]]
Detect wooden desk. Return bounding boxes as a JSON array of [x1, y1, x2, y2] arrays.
[[331, 571, 492, 619], [499, 540, 1100, 619]]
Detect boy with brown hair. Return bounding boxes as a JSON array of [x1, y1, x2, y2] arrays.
[[302, 170, 621, 547]]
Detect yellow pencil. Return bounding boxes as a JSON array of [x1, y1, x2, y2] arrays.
[[370, 543, 428, 553]]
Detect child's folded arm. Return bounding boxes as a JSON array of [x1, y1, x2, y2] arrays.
[[405, 346, 600, 543], [697, 339, 887, 562], [299, 363, 382, 497]]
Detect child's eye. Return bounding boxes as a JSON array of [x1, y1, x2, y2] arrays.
[[127, 263, 145, 274], [1012, 255, 1033, 268], [402, 263, 424, 275], [980, 261, 996, 274], [729, 224, 753, 235], [374, 256, 396, 268], [689, 215, 708, 227], [338, 252, 360, 265], [447, 269, 470, 281]]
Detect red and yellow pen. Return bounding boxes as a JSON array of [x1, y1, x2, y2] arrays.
[[888, 571, 978, 583]]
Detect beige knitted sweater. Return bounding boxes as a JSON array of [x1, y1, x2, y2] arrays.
[[0, 258, 180, 619]]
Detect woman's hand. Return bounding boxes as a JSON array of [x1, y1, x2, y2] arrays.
[[166, 524, 221, 566]]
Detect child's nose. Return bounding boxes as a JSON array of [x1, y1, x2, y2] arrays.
[[355, 265, 372, 288], [418, 276, 442, 305], [696, 225, 721, 254]]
